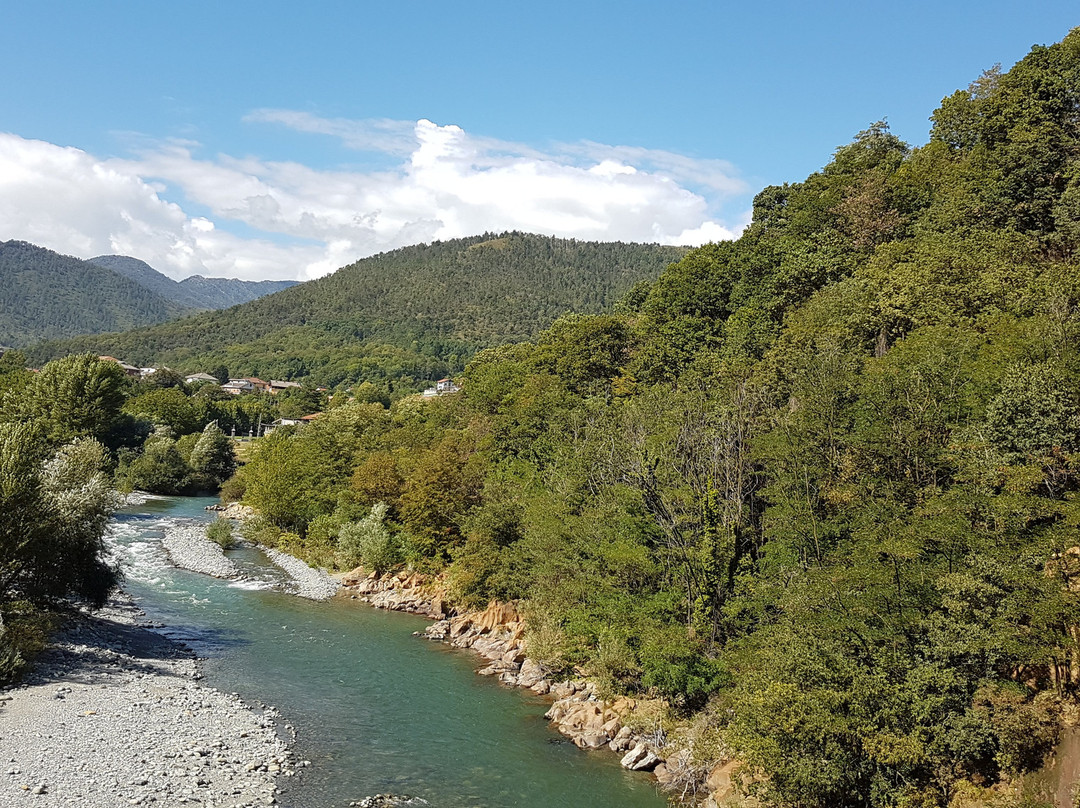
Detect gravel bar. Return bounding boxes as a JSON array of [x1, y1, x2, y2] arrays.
[[161, 523, 239, 579], [0, 597, 300, 808], [261, 549, 340, 601]]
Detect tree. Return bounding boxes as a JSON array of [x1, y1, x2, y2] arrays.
[[19, 354, 127, 444], [118, 428, 191, 495], [338, 502, 401, 573], [0, 424, 119, 607], [187, 422, 237, 491]]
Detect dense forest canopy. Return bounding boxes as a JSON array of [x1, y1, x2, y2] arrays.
[[0, 241, 191, 347], [28, 234, 686, 389], [218, 29, 1080, 807]]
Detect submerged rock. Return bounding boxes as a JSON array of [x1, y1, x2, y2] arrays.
[[350, 795, 429, 807]]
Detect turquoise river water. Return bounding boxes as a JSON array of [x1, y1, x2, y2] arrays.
[[107, 496, 667, 808]]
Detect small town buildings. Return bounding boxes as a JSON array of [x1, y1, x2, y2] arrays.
[[221, 379, 255, 395], [223, 377, 271, 395], [185, 372, 218, 384], [262, 416, 304, 435]]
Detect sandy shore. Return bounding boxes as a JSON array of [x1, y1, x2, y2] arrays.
[[0, 597, 298, 808]]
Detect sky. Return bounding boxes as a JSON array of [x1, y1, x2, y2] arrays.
[[0, 2, 1076, 282]]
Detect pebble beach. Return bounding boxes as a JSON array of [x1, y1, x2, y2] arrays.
[[0, 600, 299, 808]]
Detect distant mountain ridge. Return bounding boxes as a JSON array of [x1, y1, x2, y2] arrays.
[[88, 255, 298, 310], [0, 240, 190, 347], [32, 233, 687, 386]]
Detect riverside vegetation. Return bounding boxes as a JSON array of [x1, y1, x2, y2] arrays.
[[223, 29, 1080, 808], [2, 27, 1080, 808]]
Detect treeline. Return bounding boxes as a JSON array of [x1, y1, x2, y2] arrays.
[[28, 235, 686, 388], [227, 30, 1080, 807]]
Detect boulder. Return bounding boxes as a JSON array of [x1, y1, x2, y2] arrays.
[[574, 732, 610, 750], [620, 743, 661, 772], [448, 615, 474, 638], [477, 660, 520, 677], [501, 647, 526, 665], [551, 681, 577, 700], [474, 600, 520, 633], [516, 658, 547, 688]]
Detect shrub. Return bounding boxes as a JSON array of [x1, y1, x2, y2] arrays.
[[337, 502, 403, 574], [206, 518, 236, 550]]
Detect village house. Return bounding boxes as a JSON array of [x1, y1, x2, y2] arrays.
[[221, 379, 255, 395], [423, 378, 461, 397], [222, 377, 271, 395], [98, 356, 142, 378], [269, 379, 302, 394], [185, 372, 218, 384]]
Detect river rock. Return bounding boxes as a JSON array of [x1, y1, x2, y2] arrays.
[[262, 548, 339, 600], [350, 795, 429, 807], [621, 743, 661, 771], [161, 522, 238, 579], [609, 725, 635, 752], [517, 658, 548, 688]]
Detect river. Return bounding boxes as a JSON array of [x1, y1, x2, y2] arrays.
[[107, 496, 668, 808]]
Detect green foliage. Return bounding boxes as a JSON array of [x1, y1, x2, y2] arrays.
[[16, 353, 128, 445], [0, 241, 189, 347], [30, 234, 685, 388], [0, 425, 119, 608], [0, 602, 58, 685], [188, 422, 237, 490], [337, 502, 403, 574], [103, 30, 1080, 808], [116, 428, 190, 495], [206, 518, 236, 550]]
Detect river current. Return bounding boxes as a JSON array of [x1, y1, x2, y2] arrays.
[[107, 496, 667, 808]]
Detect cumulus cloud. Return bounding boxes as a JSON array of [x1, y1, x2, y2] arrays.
[[0, 117, 751, 281]]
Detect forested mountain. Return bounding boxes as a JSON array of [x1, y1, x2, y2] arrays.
[[216, 29, 1080, 807], [88, 255, 298, 310], [32, 235, 686, 387], [0, 241, 190, 347]]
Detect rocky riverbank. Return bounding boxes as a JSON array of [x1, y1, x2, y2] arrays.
[[0, 597, 299, 808], [338, 568, 745, 804]]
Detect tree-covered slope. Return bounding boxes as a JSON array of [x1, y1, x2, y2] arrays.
[[88, 255, 298, 310], [0, 241, 190, 347], [32, 234, 685, 385], [220, 28, 1080, 808]]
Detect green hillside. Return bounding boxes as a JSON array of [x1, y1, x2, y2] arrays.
[[30, 233, 685, 386], [219, 28, 1080, 807], [0, 241, 190, 347]]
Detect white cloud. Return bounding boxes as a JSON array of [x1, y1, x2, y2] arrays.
[[0, 117, 751, 282]]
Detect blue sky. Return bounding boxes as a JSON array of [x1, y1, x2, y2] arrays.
[[0, 2, 1076, 280]]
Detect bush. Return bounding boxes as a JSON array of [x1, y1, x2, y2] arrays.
[[337, 502, 403, 574], [0, 603, 58, 685], [240, 515, 283, 547], [218, 472, 246, 502], [206, 518, 236, 550]]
